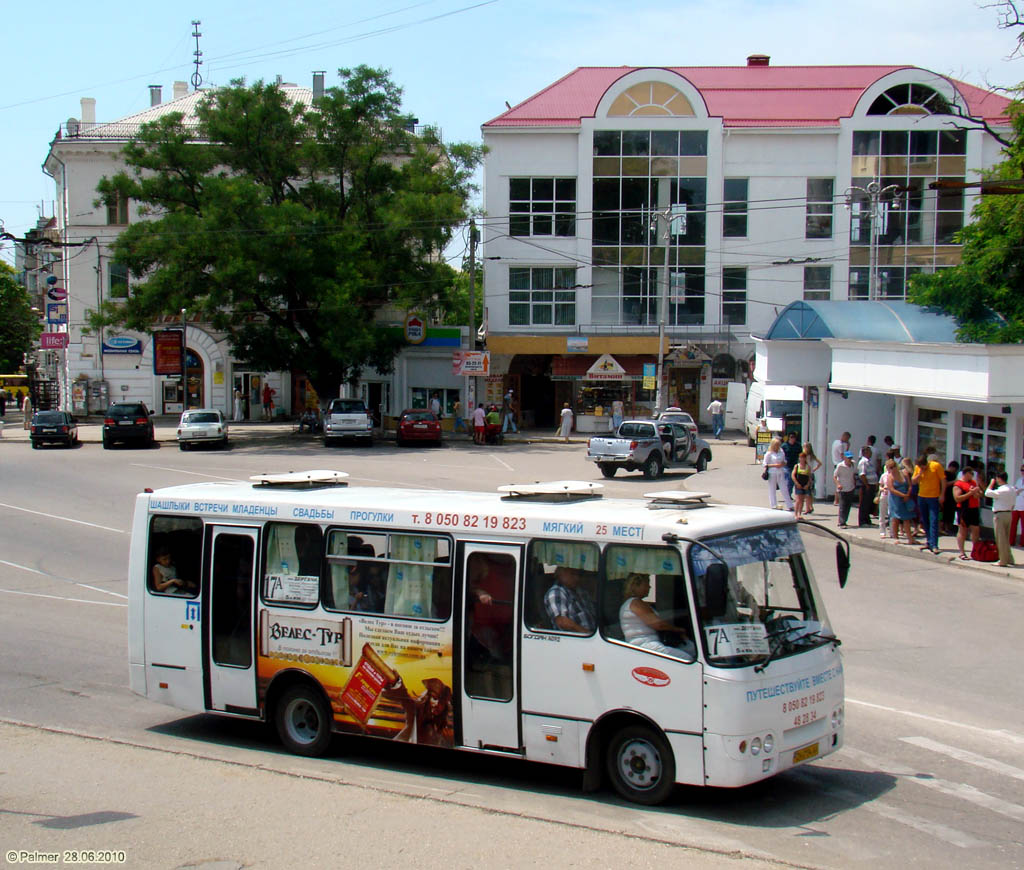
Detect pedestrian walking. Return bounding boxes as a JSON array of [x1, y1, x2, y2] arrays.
[[707, 398, 724, 439], [611, 399, 624, 431], [1012, 463, 1024, 547], [261, 382, 275, 421], [472, 403, 486, 444], [912, 447, 946, 555], [985, 471, 1019, 567], [430, 392, 442, 419], [781, 432, 801, 500], [877, 460, 890, 537], [833, 451, 858, 528], [453, 400, 468, 433], [830, 432, 850, 505], [801, 441, 822, 514], [763, 437, 793, 511], [22, 393, 32, 429], [501, 391, 518, 434], [792, 453, 813, 518], [0, 388, 6, 418], [233, 388, 244, 422], [558, 402, 573, 441]]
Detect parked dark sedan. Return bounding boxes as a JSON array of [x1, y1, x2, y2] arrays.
[[103, 402, 155, 448], [30, 410, 79, 448], [395, 409, 442, 446]]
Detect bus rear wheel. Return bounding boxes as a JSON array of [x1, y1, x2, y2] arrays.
[[606, 724, 675, 805], [275, 685, 333, 757]]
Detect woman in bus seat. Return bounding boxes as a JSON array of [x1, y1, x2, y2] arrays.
[[619, 573, 695, 661]]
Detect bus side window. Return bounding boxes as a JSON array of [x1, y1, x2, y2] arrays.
[[147, 516, 203, 598], [262, 522, 323, 607], [524, 540, 600, 634]]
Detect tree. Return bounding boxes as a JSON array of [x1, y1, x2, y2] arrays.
[[907, 94, 1024, 342], [0, 263, 40, 372], [92, 67, 483, 400]]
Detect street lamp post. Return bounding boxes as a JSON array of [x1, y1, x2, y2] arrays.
[[844, 181, 904, 301], [180, 308, 188, 412]]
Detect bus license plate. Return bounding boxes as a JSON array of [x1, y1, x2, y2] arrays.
[[793, 742, 819, 764]]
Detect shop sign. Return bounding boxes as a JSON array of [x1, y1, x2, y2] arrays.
[[585, 353, 627, 381], [451, 351, 490, 375], [46, 303, 68, 325], [642, 363, 656, 390], [567, 336, 589, 353], [40, 332, 68, 349], [404, 313, 426, 344], [153, 329, 184, 376], [103, 335, 143, 355]]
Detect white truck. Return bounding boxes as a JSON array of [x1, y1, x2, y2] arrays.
[[587, 419, 713, 479], [323, 397, 374, 447]]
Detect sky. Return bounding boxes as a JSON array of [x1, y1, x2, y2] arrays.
[[2, 0, 1021, 265]]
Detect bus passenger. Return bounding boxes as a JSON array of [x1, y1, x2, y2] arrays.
[[619, 574, 694, 661], [543, 566, 596, 633], [151, 548, 196, 595]]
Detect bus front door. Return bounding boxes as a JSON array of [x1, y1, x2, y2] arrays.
[[205, 525, 258, 715], [460, 543, 522, 752]]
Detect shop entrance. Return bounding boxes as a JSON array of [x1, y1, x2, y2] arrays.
[[162, 349, 204, 413], [234, 373, 262, 421], [669, 367, 702, 420]]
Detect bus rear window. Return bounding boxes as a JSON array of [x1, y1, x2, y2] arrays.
[[148, 515, 203, 597]]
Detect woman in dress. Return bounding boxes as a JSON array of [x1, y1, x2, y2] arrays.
[[763, 437, 793, 510], [558, 402, 573, 441], [887, 459, 916, 544], [801, 441, 822, 514], [618, 573, 694, 660]]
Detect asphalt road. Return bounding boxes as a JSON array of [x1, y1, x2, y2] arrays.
[[0, 429, 1021, 869]]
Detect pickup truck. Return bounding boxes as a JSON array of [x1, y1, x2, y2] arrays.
[[323, 397, 374, 446], [586, 419, 712, 479]]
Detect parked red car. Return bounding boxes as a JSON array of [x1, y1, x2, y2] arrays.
[[396, 409, 442, 446]]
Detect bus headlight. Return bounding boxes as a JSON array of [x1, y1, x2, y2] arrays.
[[763, 733, 774, 755], [750, 737, 762, 756]]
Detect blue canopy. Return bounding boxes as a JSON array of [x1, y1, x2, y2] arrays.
[[764, 300, 961, 343]]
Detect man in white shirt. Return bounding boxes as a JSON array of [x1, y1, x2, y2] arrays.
[[985, 471, 1019, 567], [833, 451, 858, 528], [1012, 463, 1024, 548], [830, 432, 851, 504], [707, 398, 724, 439]]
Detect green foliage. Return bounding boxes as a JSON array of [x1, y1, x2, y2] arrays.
[[92, 67, 483, 398], [908, 96, 1024, 342], [0, 262, 41, 372]]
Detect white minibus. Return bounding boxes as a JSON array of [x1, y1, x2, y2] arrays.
[[128, 471, 849, 804]]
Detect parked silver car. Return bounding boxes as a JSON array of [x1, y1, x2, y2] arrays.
[[177, 409, 229, 450]]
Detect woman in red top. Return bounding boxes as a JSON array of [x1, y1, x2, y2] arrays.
[[952, 466, 983, 560]]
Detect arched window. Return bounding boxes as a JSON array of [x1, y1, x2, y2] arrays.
[[608, 81, 694, 117], [867, 83, 952, 116]]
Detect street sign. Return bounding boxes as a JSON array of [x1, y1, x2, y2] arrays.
[[40, 332, 69, 349], [46, 286, 68, 302], [46, 302, 68, 325]]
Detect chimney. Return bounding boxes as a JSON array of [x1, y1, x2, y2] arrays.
[[149, 85, 162, 106], [747, 54, 770, 67], [313, 70, 325, 100], [80, 97, 96, 129], [173, 81, 188, 100]]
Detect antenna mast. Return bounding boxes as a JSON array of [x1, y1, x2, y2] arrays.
[[191, 20, 203, 90]]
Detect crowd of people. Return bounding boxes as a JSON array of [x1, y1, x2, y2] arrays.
[[764, 429, 1024, 568]]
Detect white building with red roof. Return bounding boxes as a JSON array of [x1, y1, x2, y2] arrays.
[[480, 56, 1011, 432]]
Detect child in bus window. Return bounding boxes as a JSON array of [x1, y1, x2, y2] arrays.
[[152, 548, 196, 595]]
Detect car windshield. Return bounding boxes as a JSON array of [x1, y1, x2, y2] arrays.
[[183, 412, 219, 424], [403, 412, 435, 422], [329, 399, 366, 414], [689, 525, 832, 667], [765, 400, 801, 419]]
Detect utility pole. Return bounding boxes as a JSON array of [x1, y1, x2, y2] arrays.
[[465, 219, 478, 415], [844, 181, 903, 300], [654, 204, 680, 414], [181, 308, 188, 412]]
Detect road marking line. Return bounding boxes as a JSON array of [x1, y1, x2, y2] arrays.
[[843, 746, 1024, 823], [900, 736, 1024, 783], [848, 697, 1024, 745], [0, 588, 126, 608], [0, 560, 127, 599], [488, 453, 513, 471], [130, 464, 237, 480], [0, 502, 124, 533]]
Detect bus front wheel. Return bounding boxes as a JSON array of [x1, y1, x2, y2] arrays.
[[275, 685, 333, 757], [606, 724, 676, 805]]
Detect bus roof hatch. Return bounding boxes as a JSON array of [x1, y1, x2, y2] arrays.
[[250, 470, 349, 489], [497, 480, 604, 502], [643, 490, 712, 509]]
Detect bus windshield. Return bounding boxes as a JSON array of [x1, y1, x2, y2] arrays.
[[689, 525, 833, 667]]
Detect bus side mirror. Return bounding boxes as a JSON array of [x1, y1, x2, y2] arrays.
[[704, 563, 729, 616], [836, 544, 850, 589]]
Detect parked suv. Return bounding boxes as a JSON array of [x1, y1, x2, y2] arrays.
[[103, 402, 155, 449]]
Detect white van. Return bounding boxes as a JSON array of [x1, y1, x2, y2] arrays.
[[745, 383, 804, 445]]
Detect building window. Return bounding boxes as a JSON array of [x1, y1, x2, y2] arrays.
[[848, 265, 923, 301], [508, 267, 576, 326], [509, 178, 576, 237], [723, 179, 748, 237], [607, 81, 696, 118], [109, 262, 130, 299], [805, 179, 834, 239], [960, 413, 1007, 479], [668, 266, 705, 326], [106, 192, 129, 225], [867, 83, 953, 116], [916, 407, 948, 461], [721, 267, 746, 325], [803, 265, 831, 300]]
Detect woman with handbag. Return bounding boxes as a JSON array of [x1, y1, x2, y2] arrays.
[[763, 437, 793, 510]]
